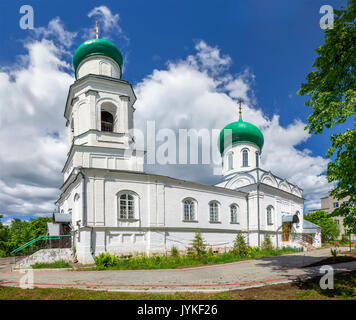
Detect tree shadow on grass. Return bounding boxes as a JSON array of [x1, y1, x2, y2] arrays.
[[292, 271, 356, 299], [252, 253, 356, 299]]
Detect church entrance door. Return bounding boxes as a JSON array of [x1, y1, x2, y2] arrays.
[[282, 222, 290, 242]]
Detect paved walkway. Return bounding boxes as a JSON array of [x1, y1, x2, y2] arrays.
[[0, 248, 355, 292]]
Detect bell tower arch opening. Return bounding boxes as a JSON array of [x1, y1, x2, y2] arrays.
[[101, 111, 114, 132]]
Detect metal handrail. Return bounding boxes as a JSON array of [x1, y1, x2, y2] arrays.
[[10, 235, 72, 255]]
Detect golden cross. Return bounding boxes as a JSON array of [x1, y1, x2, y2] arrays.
[[237, 99, 243, 119], [96, 21, 99, 39]]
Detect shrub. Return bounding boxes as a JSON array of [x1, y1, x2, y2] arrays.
[[189, 229, 207, 257], [232, 232, 249, 256], [261, 234, 273, 251], [95, 252, 118, 269], [331, 248, 339, 260], [207, 248, 214, 257], [186, 246, 195, 257], [171, 246, 179, 257]]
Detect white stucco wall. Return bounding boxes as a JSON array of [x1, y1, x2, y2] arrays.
[[77, 56, 121, 80], [222, 142, 261, 176], [15, 249, 73, 269]]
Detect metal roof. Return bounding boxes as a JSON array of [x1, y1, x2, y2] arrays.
[[54, 212, 72, 223], [302, 220, 320, 234]]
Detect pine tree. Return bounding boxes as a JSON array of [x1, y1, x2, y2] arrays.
[[262, 234, 273, 251], [190, 229, 207, 257], [233, 232, 249, 256]]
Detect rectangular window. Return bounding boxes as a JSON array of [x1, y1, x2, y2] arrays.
[[210, 204, 219, 222], [242, 152, 248, 167], [184, 201, 195, 221]]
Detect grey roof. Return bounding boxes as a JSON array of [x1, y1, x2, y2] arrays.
[[54, 212, 72, 223], [282, 214, 300, 223], [302, 220, 320, 234]]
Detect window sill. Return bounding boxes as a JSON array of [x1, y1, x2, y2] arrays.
[[118, 219, 139, 222], [230, 222, 240, 224], [209, 221, 221, 224], [182, 220, 199, 223]]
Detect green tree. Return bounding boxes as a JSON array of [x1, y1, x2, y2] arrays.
[[0, 215, 9, 257], [27, 217, 52, 239], [6, 216, 52, 255], [305, 210, 340, 241], [233, 232, 249, 256], [298, 0, 356, 235], [261, 234, 273, 251], [189, 229, 207, 257]]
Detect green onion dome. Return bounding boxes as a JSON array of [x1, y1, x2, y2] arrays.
[[219, 117, 264, 155], [73, 38, 123, 78]]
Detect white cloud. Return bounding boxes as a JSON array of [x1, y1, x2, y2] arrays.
[[190, 41, 231, 75], [84, 6, 128, 42], [0, 13, 330, 221], [134, 41, 331, 210], [261, 116, 330, 209], [34, 17, 77, 49], [0, 33, 72, 219]]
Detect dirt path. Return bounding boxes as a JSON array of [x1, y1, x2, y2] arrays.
[[1, 247, 355, 292]]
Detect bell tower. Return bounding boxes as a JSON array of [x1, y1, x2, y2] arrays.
[[62, 29, 144, 180]]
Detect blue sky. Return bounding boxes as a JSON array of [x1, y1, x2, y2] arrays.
[[0, 0, 349, 223], [0, 0, 347, 151]]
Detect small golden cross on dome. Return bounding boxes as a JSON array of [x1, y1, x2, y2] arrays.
[[96, 21, 99, 39], [237, 98, 243, 120]]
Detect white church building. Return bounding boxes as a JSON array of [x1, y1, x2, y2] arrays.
[[54, 37, 321, 264]]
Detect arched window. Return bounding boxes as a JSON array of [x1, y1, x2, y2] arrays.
[[242, 149, 248, 167], [255, 152, 259, 168], [230, 204, 238, 223], [267, 206, 274, 225], [209, 201, 219, 222], [228, 152, 234, 170], [101, 111, 114, 132], [119, 193, 135, 219], [183, 199, 195, 221]]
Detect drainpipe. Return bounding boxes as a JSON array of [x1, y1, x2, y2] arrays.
[[78, 168, 94, 255], [256, 168, 261, 247], [246, 194, 250, 247], [90, 227, 94, 255], [78, 168, 87, 226]]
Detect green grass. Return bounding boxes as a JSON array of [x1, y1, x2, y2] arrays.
[[94, 247, 302, 271], [0, 271, 355, 300], [31, 260, 72, 269]]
